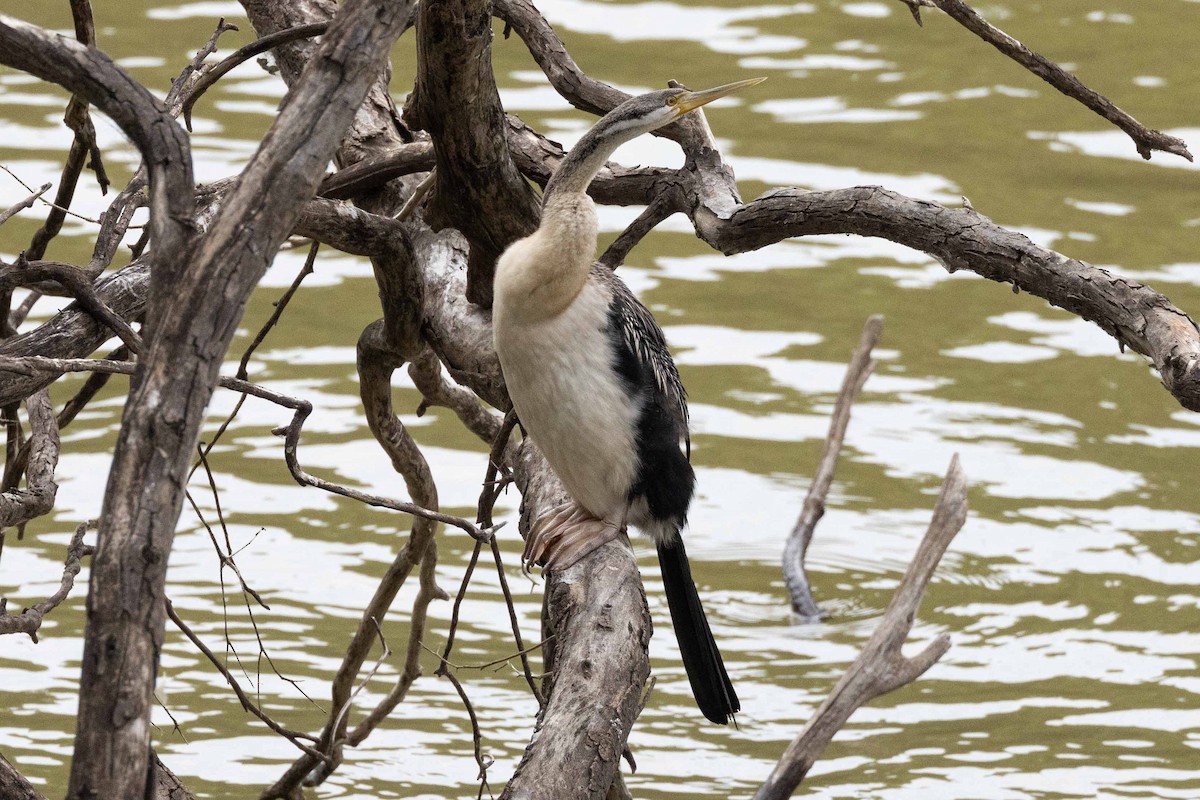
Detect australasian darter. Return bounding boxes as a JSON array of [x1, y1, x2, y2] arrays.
[[493, 78, 764, 725]]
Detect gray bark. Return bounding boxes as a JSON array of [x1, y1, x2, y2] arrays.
[[1, 3, 417, 797]]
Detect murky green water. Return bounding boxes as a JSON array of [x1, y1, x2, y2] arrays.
[[2, 1, 1199, 797]]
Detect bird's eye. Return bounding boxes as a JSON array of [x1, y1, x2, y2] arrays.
[[666, 95, 678, 107]]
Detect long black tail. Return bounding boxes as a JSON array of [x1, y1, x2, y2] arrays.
[[657, 539, 740, 725]]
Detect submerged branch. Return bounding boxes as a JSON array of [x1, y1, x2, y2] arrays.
[[783, 316, 884, 622], [756, 455, 968, 800]]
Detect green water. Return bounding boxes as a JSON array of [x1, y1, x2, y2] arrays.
[[1, 1, 1199, 798]]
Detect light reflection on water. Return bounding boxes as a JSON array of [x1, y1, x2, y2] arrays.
[[1, 0, 1199, 798]]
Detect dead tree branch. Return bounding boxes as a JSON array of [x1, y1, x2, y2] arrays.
[[0, 749, 47, 800], [0, 520, 87, 639], [756, 455, 968, 800], [498, 441, 651, 800], [181, 22, 329, 130], [0, 389, 58, 531], [0, 182, 51, 228], [784, 316, 884, 622], [900, 0, 1192, 162], [318, 142, 435, 200]]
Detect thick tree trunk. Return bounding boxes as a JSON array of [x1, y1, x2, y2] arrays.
[[23, 3, 416, 796]]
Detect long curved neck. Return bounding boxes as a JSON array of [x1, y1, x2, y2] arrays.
[[494, 118, 642, 322], [545, 116, 640, 200]]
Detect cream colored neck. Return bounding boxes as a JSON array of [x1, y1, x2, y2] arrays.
[[494, 191, 598, 322]]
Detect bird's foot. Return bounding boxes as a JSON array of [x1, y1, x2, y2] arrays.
[[523, 501, 620, 574]]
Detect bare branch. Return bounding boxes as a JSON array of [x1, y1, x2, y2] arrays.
[[181, 22, 329, 130], [0, 520, 87, 639], [0, 259, 141, 354], [164, 599, 329, 762], [705, 188, 1200, 412], [907, 0, 1191, 161], [597, 194, 679, 269], [755, 455, 968, 800], [783, 315, 883, 622], [0, 390, 58, 530], [409, 348, 503, 444], [0, 182, 51, 227], [317, 142, 435, 200], [0, 748, 46, 800], [497, 440, 651, 800]]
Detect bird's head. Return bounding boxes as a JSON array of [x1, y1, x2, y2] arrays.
[[545, 77, 766, 199], [596, 77, 767, 141]]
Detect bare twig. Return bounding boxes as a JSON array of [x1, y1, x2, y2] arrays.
[[783, 316, 884, 622], [755, 455, 968, 800], [165, 17, 241, 112], [0, 182, 51, 227], [164, 599, 329, 763], [901, 0, 1191, 161], [0, 520, 89, 639], [181, 22, 328, 130]]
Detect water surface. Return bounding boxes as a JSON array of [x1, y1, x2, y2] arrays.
[[1, 1, 1198, 798]]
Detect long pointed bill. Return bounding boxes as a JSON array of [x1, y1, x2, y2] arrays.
[[675, 77, 767, 115]]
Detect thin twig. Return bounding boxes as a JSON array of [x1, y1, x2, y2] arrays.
[[181, 23, 328, 130], [165, 599, 328, 762], [0, 183, 51, 227], [0, 165, 116, 228], [783, 315, 884, 622]]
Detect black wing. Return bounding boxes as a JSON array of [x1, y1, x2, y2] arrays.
[[592, 265, 691, 457]]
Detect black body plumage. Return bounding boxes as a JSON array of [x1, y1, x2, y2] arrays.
[[597, 267, 740, 725]]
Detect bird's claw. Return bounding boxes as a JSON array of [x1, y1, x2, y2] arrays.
[[522, 501, 620, 574]]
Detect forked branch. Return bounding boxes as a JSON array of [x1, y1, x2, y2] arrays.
[[756, 455, 968, 800]]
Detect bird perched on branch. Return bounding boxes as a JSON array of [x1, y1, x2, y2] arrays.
[[493, 78, 764, 725]]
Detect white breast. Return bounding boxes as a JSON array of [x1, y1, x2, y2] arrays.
[[494, 278, 640, 521]]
